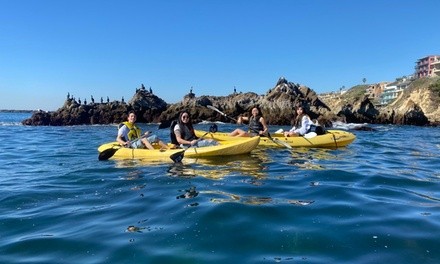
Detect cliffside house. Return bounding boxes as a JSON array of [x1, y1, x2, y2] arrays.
[[379, 76, 414, 105], [365, 82, 389, 104], [415, 55, 440, 78]]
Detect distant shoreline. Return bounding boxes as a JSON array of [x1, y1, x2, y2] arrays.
[[0, 109, 34, 113]]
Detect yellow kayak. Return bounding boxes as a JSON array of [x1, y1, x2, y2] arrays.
[[97, 136, 260, 161], [195, 129, 356, 148]]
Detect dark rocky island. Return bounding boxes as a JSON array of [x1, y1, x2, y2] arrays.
[[22, 77, 440, 127]]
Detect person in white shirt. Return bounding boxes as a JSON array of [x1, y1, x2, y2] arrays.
[[284, 105, 312, 137], [117, 111, 168, 150]]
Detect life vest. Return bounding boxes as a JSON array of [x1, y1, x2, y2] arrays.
[[307, 124, 326, 135], [119, 121, 141, 141], [171, 122, 197, 145], [170, 120, 179, 145], [248, 115, 263, 133], [181, 124, 197, 141]]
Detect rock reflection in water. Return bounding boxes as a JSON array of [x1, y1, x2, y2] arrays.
[[287, 148, 336, 169], [176, 186, 199, 199], [204, 190, 314, 206], [167, 152, 270, 180]]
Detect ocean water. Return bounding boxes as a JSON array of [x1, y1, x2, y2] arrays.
[[1, 112, 439, 264]]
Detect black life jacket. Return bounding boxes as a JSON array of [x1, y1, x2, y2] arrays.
[[307, 124, 326, 135], [170, 120, 179, 145], [171, 121, 197, 145], [248, 115, 263, 133]]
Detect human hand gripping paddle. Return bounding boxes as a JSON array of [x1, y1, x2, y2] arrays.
[[206, 105, 293, 149], [98, 132, 151, 161], [169, 124, 218, 163]]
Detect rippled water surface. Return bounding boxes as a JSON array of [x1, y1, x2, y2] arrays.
[[1, 113, 439, 263]]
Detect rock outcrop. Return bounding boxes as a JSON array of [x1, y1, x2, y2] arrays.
[[337, 96, 380, 123], [22, 76, 440, 127], [157, 77, 332, 126], [385, 77, 440, 125], [22, 89, 167, 125], [321, 77, 440, 126]]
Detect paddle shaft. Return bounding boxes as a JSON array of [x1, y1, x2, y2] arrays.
[[98, 133, 150, 161], [120, 132, 151, 146], [208, 105, 262, 133], [207, 105, 292, 149], [170, 132, 210, 162], [207, 105, 238, 122]]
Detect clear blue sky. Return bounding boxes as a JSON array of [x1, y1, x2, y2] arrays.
[[1, 0, 439, 111]]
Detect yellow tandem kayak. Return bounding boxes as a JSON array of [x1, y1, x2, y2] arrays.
[[97, 136, 260, 161], [195, 129, 356, 148]]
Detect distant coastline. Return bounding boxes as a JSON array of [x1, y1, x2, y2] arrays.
[[0, 109, 35, 113]]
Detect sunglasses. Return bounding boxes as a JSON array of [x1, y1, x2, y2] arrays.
[[182, 115, 189, 119]]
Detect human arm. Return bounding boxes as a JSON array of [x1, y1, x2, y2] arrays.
[[116, 126, 130, 146], [259, 117, 269, 135], [284, 116, 312, 137], [237, 116, 249, 125], [174, 125, 198, 146], [284, 126, 296, 137], [117, 135, 129, 146], [293, 116, 312, 135], [117, 126, 150, 146]]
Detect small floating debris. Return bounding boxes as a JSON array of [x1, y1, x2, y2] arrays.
[[177, 186, 199, 199], [310, 181, 320, 186], [288, 200, 315, 206], [126, 225, 145, 233], [131, 184, 146, 191]]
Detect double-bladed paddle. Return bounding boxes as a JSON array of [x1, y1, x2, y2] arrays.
[[98, 146, 123, 161], [98, 133, 150, 161], [207, 105, 238, 122], [169, 124, 218, 163], [206, 105, 293, 149]]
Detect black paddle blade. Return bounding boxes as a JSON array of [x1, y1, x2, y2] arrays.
[[98, 147, 119, 161], [170, 150, 185, 163]]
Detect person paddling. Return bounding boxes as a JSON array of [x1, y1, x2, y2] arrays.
[[229, 106, 268, 137], [172, 111, 218, 147], [117, 111, 168, 150]]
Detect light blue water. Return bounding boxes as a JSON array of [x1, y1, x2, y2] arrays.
[[0, 113, 439, 263]]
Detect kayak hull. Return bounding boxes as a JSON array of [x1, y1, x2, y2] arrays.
[[195, 129, 356, 148], [98, 136, 260, 160]]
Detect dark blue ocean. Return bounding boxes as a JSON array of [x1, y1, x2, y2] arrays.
[[1, 112, 439, 264]]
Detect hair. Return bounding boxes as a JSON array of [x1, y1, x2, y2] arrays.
[[295, 104, 306, 111], [125, 110, 137, 121], [177, 110, 195, 131], [293, 104, 308, 126], [250, 106, 263, 116]]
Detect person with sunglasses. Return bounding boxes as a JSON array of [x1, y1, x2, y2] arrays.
[[173, 111, 218, 147]]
